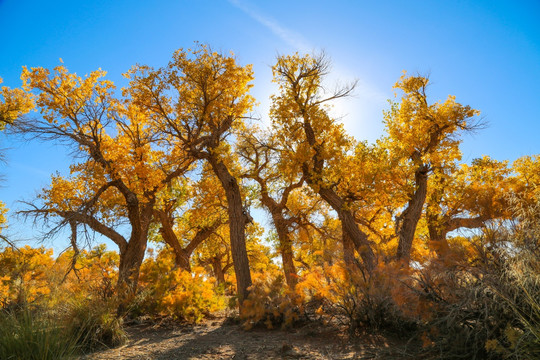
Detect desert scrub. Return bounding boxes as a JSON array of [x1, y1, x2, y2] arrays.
[[138, 252, 226, 323], [65, 297, 127, 352], [241, 270, 306, 330], [0, 307, 79, 360]]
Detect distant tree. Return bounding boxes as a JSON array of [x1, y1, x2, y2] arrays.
[[0, 77, 35, 242], [426, 156, 511, 257], [238, 128, 306, 288], [154, 168, 226, 272]]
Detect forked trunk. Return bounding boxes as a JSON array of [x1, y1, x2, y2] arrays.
[[311, 186, 377, 273], [117, 234, 147, 294], [175, 250, 192, 273], [428, 223, 449, 258], [117, 204, 154, 294]]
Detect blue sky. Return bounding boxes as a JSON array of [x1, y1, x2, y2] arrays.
[[0, 0, 539, 249]]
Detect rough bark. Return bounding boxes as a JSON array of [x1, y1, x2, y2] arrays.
[[314, 186, 376, 273], [156, 209, 222, 272], [395, 166, 428, 264], [117, 202, 154, 292], [272, 214, 298, 289], [211, 256, 226, 286], [209, 158, 252, 306], [342, 224, 356, 270]]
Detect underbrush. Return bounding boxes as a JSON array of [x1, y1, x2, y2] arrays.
[[240, 239, 538, 360], [240, 264, 417, 334], [66, 297, 127, 351], [241, 270, 306, 329], [0, 307, 79, 360], [136, 252, 227, 324]]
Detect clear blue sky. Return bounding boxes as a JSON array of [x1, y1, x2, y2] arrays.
[[0, 0, 539, 249]]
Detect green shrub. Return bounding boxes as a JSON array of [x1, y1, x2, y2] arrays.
[[0, 307, 79, 360]]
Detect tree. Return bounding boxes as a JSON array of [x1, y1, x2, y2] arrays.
[[17, 64, 192, 292], [238, 128, 305, 288], [0, 77, 34, 127], [270, 53, 377, 273], [124, 45, 255, 305], [0, 78, 35, 243], [154, 168, 227, 272], [383, 73, 482, 264], [426, 156, 511, 257]]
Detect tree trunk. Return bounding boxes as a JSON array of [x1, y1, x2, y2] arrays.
[[269, 212, 298, 289], [209, 158, 252, 307], [117, 233, 147, 293], [156, 209, 223, 273], [339, 209, 376, 272], [428, 223, 449, 258], [117, 203, 154, 294], [396, 167, 428, 264], [307, 185, 376, 273], [211, 256, 226, 286], [175, 250, 192, 273], [342, 225, 356, 270], [428, 215, 487, 259]]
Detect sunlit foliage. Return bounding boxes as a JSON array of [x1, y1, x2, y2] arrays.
[[0, 47, 538, 359]]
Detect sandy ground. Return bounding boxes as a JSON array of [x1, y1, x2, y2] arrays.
[[79, 315, 412, 360]]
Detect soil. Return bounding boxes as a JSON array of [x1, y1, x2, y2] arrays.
[[79, 314, 413, 360]]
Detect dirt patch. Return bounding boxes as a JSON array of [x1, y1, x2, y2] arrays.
[[80, 315, 412, 359]]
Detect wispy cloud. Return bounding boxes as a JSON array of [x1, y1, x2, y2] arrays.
[[228, 0, 390, 141], [228, 0, 312, 52]]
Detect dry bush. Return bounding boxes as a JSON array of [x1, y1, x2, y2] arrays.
[[241, 270, 306, 330], [136, 249, 226, 323]]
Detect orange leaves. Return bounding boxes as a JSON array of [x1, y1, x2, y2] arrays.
[[139, 249, 225, 323], [0, 246, 55, 307], [385, 73, 481, 168], [21, 64, 115, 127], [126, 44, 255, 153], [0, 77, 34, 126], [241, 269, 305, 329]]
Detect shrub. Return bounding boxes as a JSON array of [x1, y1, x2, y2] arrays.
[[0, 307, 79, 360], [296, 263, 418, 336], [159, 268, 226, 323], [0, 246, 54, 309], [65, 297, 127, 351], [241, 270, 305, 330], [409, 237, 539, 359], [138, 251, 226, 323]]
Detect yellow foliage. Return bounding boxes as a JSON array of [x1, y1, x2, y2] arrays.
[[138, 248, 225, 323], [0, 77, 35, 126], [0, 246, 55, 307], [241, 269, 305, 330]]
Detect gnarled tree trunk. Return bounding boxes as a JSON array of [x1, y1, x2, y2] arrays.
[[209, 158, 252, 307], [395, 166, 428, 265]]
